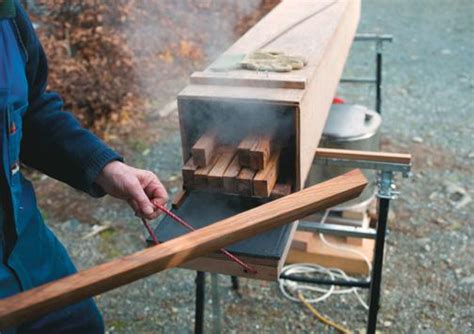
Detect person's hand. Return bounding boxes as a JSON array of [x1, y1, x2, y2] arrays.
[[95, 161, 168, 220]]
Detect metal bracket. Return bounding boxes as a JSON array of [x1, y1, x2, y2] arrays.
[[315, 158, 411, 176], [377, 171, 397, 199], [298, 220, 377, 239], [314, 155, 411, 200]]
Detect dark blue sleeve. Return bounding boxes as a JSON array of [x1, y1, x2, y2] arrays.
[[15, 3, 123, 197]]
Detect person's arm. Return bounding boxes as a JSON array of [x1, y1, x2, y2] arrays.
[[15, 2, 167, 218]]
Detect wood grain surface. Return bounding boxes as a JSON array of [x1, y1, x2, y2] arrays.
[[249, 133, 274, 170], [270, 183, 292, 199], [222, 155, 241, 193], [208, 148, 236, 189], [315, 148, 412, 164], [181, 158, 197, 187], [237, 168, 257, 196], [237, 135, 258, 167], [192, 131, 218, 167], [253, 150, 281, 197]]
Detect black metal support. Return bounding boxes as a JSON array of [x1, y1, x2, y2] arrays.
[[375, 50, 383, 114], [279, 274, 370, 288], [195, 271, 206, 334], [211, 274, 222, 334], [340, 34, 392, 114], [367, 197, 391, 334], [231, 276, 240, 291]]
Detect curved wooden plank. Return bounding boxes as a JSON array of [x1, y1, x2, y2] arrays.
[[0, 170, 367, 329]]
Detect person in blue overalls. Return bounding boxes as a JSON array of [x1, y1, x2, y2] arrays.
[[0, 1, 169, 333]]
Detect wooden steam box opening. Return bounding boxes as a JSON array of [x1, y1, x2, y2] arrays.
[[163, 0, 361, 280], [178, 0, 360, 191]]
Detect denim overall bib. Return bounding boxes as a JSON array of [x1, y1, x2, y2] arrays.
[[0, 17, 103, 334]]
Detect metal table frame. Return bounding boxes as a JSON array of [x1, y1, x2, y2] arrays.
[[192, 33, 398, 334], [341, 33, 393, 115], [282, 157, 410, 334], [193, 156, 410, 334]]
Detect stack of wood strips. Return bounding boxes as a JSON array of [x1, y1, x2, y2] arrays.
[[182, 130, 291, 198]]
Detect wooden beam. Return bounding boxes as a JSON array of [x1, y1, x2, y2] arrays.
[[287, 231, 374, 276], [237, 135, 258, 167], [181, 158, 197, 188], [270, 183, 292, 199], [290, 231, 314, 251], [237, 168, 257, 196], [207, 148, 236, 189], [193, 153, 220, 188], [222, 155, 241, 193], [315, 148, 412, 165], [192, 131, 218, 167], [253, 150, 280, 197], [249, 132, 274, 170], [190, 71, 307, 90], [0, 170, 367, 329], [171, 191, 188, 209]]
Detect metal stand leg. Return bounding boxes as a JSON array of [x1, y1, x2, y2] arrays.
[[375, 49, 383, 114], [367, 197, 390, 334], [195, 271, 206, 334], [231, 276, 239, 291], [211, 274, 221, 334]]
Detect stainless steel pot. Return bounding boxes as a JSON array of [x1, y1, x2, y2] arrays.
[[306, 104, 382, 211]]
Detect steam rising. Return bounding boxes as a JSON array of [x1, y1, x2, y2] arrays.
[[122, 1, 262, 106]]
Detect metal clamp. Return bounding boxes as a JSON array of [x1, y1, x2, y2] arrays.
[[315, 155, 411, 200], [377, 171, 397, 199]]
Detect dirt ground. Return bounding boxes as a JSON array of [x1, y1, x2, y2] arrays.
[[32, 0, 473, 333]]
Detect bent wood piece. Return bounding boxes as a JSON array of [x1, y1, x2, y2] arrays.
[[0, 170, 367, 329], [315, 148, 412, 165], [190, 71, 307, 90]]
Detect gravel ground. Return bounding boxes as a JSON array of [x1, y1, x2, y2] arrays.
[[38, 0, 473, 332]]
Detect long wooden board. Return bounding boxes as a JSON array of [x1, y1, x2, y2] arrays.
[[190, 71, 307, 90], [315, 148, 412, 165], [0, 170, 367, 329]]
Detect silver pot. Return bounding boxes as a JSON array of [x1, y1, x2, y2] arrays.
[[306, 104, 382, 211]]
